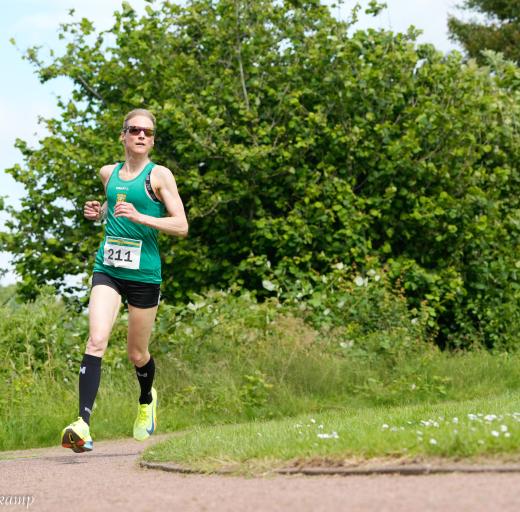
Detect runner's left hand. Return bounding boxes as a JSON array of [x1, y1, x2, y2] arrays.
[[114, 202, 142, 223]]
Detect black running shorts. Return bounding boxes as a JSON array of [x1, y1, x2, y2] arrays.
[[92, 272, 160, 309]]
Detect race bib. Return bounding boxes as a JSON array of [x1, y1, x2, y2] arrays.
[[103, 236, 142, 270]]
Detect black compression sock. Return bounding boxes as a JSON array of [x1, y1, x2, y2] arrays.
[[135, 356, 155, 405], [78, 354, 102, 425]]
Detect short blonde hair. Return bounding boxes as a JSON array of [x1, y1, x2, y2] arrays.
[[122, 109, 156, 130]]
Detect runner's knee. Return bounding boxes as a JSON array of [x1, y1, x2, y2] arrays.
[[85, 333, 109, 357], [127, 348, 149, 367]]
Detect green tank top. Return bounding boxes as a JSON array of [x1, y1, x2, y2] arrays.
[[93, 161, 166, 284]]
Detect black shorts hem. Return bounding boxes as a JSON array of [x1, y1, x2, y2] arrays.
[[92, 272, 160, 309]]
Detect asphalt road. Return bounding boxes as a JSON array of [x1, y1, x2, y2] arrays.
[[1, 436, 520, 511]]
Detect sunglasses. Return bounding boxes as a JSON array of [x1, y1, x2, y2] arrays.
[[124, 125, 155, 137]]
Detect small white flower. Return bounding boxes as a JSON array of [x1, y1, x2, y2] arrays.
[[317, 432, 339, 439], [310, 418, 316, 424], [411, 318, 418, 325], [368, 269, 376, 276], [491, 430, 500, 437], [262, 279, 276, 292], [390, 427, 398, 432], [500, 424, 508, 432], [382, 424, 389, 430], [334, 262, 345, 270], [410, 383, 417, 390], [354, 275, 365, 287], [505, 432, 511, 438], [484, 414, 497, 422], [374, 275, 381, 282], [452, 417, 459, 424], [318, 424, 324, 429], [429, 438, 437, 445]]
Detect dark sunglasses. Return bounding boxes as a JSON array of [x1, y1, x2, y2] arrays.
[[125, 125, 155, 137]]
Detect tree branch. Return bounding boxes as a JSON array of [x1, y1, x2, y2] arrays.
[[77, 75, 106, 104], [235, 1, 250, 112]]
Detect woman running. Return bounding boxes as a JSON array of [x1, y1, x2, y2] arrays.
[[61, 108, 188, 452]]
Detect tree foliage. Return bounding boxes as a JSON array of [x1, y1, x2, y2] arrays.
[[448, 0, 520, 64], [2, 0, 520, 347]]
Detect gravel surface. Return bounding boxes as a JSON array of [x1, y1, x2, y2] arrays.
[[1, 435, 520, 511]]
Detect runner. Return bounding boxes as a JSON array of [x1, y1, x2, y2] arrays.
[[61, 108, 188, 453]]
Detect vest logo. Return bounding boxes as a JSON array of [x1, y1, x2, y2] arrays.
[[116, 186, 129, 191]]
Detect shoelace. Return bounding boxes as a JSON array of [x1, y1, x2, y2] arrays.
[[137, 404, 150, 423]]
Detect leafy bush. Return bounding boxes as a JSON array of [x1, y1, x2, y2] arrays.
[[2, 0, 520, 348]]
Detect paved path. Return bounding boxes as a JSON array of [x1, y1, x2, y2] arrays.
[[1, 436, 520, 511]]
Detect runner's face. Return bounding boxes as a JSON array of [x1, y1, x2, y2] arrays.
[[122, 115, 155, 155]]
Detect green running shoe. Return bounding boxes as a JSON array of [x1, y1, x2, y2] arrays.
[[133, 387, 157, 441], [61, 417, 93, 453]]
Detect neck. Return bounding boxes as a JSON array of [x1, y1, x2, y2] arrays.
[[124, 153, 150, 174]]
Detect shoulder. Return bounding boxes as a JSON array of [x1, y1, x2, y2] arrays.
[[99, 163, 120, 185], [151, 165, 177, 187], [151, 164, 175, 180]]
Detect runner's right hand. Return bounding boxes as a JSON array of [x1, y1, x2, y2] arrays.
[[84, 201, 102, 221]]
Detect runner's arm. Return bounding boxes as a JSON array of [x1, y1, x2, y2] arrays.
[[84, 163, 115, 221]]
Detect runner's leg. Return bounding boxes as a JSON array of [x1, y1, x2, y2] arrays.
[[62, 284, 121, 452], [79, 284, 121, 424], [127, 304, 158, 404]]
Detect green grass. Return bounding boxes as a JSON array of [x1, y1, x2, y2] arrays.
[[2, 349, 520, 452], [2, 289, 520, 455], [143, 393, 520, 475]]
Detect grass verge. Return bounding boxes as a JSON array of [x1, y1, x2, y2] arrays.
[[2, 289, 520, 453], [142, 393, 520, 475]]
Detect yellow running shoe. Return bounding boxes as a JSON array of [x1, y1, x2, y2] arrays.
[[61, 417, 93, 453], [133, 387, 157, 441]]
